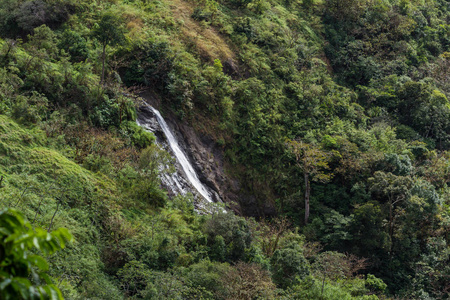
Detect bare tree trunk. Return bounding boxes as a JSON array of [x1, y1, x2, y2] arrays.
[[101, 43, 106, 84], [32, 194, 45, 225], [48, 198, 61, 233], [388, 197, 396, 259], [389, 200, 393, 242], [305, 172, 310, 224], [14, 186, 29, 207], [321, 271, 326, 298], [2, 42, 13, 66]]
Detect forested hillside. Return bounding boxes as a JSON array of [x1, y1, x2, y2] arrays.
[[0, 0, 449, 299]]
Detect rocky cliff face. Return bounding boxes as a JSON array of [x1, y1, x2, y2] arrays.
[[137, 90, 277, 217]]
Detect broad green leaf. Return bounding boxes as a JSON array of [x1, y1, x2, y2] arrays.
[[0, 278, 12, 290], [28, 255, 49, 271]]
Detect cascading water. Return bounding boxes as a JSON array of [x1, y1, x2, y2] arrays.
[[137, 103, 214, 203]]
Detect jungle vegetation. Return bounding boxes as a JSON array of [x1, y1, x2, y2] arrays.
[[0, 0, 449, 299]]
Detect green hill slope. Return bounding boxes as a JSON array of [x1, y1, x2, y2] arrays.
[[0, 0, 449, 298]]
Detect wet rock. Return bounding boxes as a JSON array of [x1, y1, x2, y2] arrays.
[[138, 89, 276, 217]]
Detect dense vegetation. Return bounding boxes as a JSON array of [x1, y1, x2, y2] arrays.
[[0, 0, 448, 298]]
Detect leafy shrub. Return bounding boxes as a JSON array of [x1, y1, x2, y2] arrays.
[[365, 274, 387, 294], [178, 260, 231, 299], [117, 260, 152, 297], [0, 208, 73, 300], [192, 8, 212, 22], [25, 24, 59, 60], [119, 40, 173, 88], [221, 262, 276, 300], [270, 242, 310, 288], [204, 212, 252, 262], [141, 270, 186, 299], [138, 144, 174, 182], [209, 235, 226, 262], [90, 96, 120, 128], [131, 180, 168, 208], [1, 0, 65, 37], [82, 154, 113, 174], [11, 92, 48, 124], [120, 121, 155, 148], [58, 29, 89, 62], [15, 1, 49, 32]]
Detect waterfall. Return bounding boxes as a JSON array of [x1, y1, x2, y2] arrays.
[[137, 104, 214, 203]]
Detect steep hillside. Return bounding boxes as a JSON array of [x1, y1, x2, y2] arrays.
[[0, 0, 449, 298]]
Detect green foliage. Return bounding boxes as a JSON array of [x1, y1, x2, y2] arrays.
[[209, 235, 226, 262], [131, 180, 168, 208], [315, 210, 352, 250], [138, 144, 174, 182], [0, 0, 448, 298], [178, 260, 231, 299], [121, 121, 155, 148], [349, 202, 389, 259], [0, 208, 72, 300], [92, 11, 127, 83], [204, 212, 252, 262], [0, 0, 72, 36], [91, 12, 126, 49], [119, 39, 173, 87], [270, 241, 310, 288], [117, 260, 153, 297], [141, 270, 186, 299], [26, 24, 59, 60], [365, 274, 387, 294], [11, 92, 49, 125], [284, 276, 380, 300], [58, 29, 89, 62]]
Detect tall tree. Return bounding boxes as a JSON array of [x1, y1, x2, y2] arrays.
[[92, 12, 126, 84], [368, 171, 413, 256], [288, 140, 333, 224]]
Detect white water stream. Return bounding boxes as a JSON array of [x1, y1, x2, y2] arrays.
[[138, 104, 214, 203]]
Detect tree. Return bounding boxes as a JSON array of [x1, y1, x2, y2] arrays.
[[325, 0, 365, 22], [349, 201, 389, 260], [259, 217, 291, 257], [204, 212, 253, 262], [15, 0, 48, 33], [25, 25, 59, 61], [138, 144, 173, 182], [368, 171, 413, 256], [117, 260, 152, 298], [58, 29, 89, 62], [221, 262, 276, 300], [312, 251, 368, 298], [0, 208, 73, 299], [396, 81, 450, 148], [178, 260, 231, 299], [270, 241, 310, 288], [410, 237, 450, 299], [421, 151, 450, 189], [288, 140, 333, 224], [92, 12, 126, 84]]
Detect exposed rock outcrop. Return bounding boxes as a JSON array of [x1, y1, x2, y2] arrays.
[[137, 89, 276, 216]]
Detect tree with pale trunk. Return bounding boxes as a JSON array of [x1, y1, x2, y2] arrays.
[[287, 140, 333, 224]]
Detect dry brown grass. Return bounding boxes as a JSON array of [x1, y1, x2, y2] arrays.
[[169, 0, 235, 61]]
